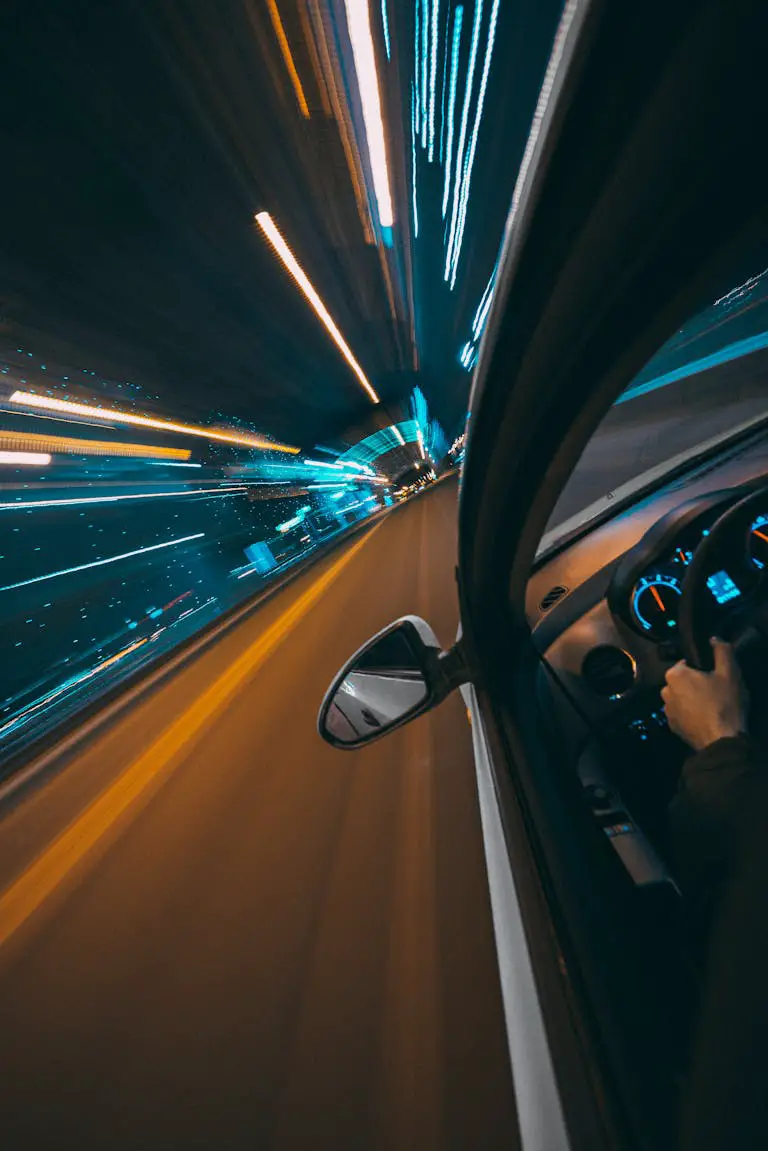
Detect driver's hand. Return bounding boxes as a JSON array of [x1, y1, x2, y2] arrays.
[[661, 638, 749, 751]]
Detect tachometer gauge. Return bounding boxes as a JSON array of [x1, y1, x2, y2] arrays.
[[748, 513, 768, 569], [631, 573, 682, 637]]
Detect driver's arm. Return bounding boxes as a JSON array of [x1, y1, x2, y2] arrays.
[[662, 638, 757, 952]]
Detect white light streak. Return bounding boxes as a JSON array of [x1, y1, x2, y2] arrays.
[[420, 0, 429, 148], [449, 0, 501, 286], [0, 487, 247, 512], [381, 0, 391, 59], [255, 213, 380, 403], [0, 451, 51, 466], [0, 533, 205, 593], [411, 85, 420, 238], [444, 0, 484, 282], [428, 0, 440, 161], [392, 424, 406, 446], [9, 390, 297, 453], [342, 0, 395, 228], [442, 7, 464, 219]]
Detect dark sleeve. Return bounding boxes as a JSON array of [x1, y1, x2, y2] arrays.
[[667, 734, 758, 955], [679, 762, 768, 1150]]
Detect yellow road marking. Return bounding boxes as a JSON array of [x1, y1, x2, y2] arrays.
[[0, 527, 378, 947]]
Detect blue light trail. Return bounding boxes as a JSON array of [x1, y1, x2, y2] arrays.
[[420, 0, 429, 148], [449, 0, 501, 286], [0, 533, 205, 593], [440, 9, 450, 164], [411, 84, 420, 237], [445, 0, 484, 283], [428, 0, 440, 161], [442, 6, 464, 219], [381, 0, 391, 59]]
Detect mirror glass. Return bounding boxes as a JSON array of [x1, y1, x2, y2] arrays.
[[322, 627, 429, 745]]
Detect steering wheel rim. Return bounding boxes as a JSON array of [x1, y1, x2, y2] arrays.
[[679, 484, 768, 670]]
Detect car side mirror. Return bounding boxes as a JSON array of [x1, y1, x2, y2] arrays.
[[318, 616, 466, 749]]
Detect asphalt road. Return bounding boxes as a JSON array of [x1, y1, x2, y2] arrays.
[[0, 479, 516, 1150]]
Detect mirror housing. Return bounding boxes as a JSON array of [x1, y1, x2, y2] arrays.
[[317, 616, 467, 749]]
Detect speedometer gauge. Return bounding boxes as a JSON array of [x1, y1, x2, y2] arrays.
[[748, 513, 768, 569], [631, 574, 682, 637]]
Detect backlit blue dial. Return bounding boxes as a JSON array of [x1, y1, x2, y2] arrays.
[[632, 573, 682, 637]]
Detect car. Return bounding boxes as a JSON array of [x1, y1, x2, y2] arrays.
[[317, 3, 768, 1149]]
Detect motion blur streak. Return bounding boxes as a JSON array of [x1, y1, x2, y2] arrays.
[[0, 533, 205, 593], [0, 487, 247, 512], [9, 391, 298, 454], [392, 424, 406, 446], [441, 6, 464, 219], [0, 429, 191, 460], [381, 0, 391, 61], [444, 0, 484, 284], [0, 451, 50, 466], [342, 0, 394, 229], [255, 212, 381, 404], [265, 0, 311, 118], [449, 0, 501, 286], [0, 529, 376, 949], [428, 0, 440, 161]]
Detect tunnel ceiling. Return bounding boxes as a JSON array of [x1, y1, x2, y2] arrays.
[[1, 0, 562, 452]]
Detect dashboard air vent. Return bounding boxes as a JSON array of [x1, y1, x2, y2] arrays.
[[581, 646, 636, 698], [539, 585, 568, 612]]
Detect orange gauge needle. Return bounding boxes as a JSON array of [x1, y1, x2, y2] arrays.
[[753, 529, 768, 544], [678, 549, 687, 563], [651, 585, 665, 612]]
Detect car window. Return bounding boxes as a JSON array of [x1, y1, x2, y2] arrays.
[[541, 265, 768, 548]]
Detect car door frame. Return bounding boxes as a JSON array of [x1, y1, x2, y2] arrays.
[[456, 0, 768, 1148]]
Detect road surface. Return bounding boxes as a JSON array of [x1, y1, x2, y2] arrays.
[[0, 480, 516, 1150]]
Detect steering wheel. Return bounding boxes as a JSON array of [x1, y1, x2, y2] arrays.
[[678, 485, 768, 671]]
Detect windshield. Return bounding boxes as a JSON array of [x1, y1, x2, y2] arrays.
[[541, 266, 768, 550]]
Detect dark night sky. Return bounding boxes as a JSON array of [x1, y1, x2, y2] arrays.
[[1, 0, 562, 449]]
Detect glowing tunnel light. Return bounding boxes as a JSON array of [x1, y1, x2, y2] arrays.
[[8, 391, 298, 453], [420, 0, 429, 149], [255, 212, 380, 404], [266, 0, 310, 118], [342, 0, 395, 229], [445, 0, 484, 283], [391, 424, 406, 446], [0, 450, 51, 466], [0, 533, 205, 593], [449, 0, 501, 286], [442, 6, 464, 219]]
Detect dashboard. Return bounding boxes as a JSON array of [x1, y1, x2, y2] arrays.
[[526, 435, 768, 880]]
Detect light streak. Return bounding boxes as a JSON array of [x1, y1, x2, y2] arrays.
[[255, 213, 380, 403], [473, 264, 497, 336], [0, 427, 192, 460], [147, 461, 202, 468], [444, 0, 484, 282], [0, 533, 205, 593], [420, 0, 428, 148], [381, 0, 391, 59], [266, 0, 311, 118], [416, 429, 426, 459], [303, 458, 343, 469], [342, 0, 395, 228], [428, 0, 440, 161], [9, 391, 298, 453], [449, 0, 501, 286], [0, 451, 51, 465], [0, 487, 247, 512], [305, 482, 348, 489], [277, 514, 304, 532], [442, 7, 464, 219], [440, 8, 450, 164], [392, 424, 406, 446], [411, 84, 419, 238], [414, 0, 421, 135]]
